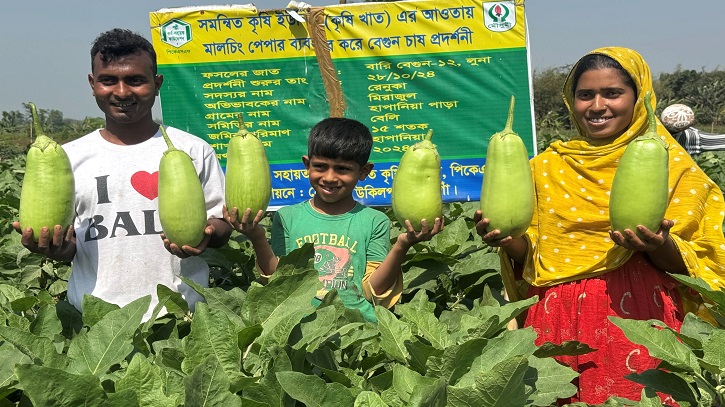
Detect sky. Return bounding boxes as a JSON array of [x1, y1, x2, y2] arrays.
[[1, 0, 723, 121]]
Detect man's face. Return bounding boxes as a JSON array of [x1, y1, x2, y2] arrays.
[[88, 52, 162, 125]]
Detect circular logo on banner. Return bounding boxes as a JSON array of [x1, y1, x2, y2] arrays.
[[484, 2, 516, 32]]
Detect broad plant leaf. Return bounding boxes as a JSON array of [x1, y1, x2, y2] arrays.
[[625, 370, 697, 406], [15, 364, 107, 407], [397, 290, 453, 349], [425, 338, 488, 385], [242, 348, 295, 407], [116, 353, 177, 407], [447, 355, 530, 407], [523, 356, 578, 406], [0, 343, 28, 390], [391, 364, 437, 403], [66, 296, 150, 375], [669, 274, 725, 310], [533, 340, 596, 359], [375, 306, 413, 363], [276, 371, 356, 407], [181, 302, 246, 392], [609, 317, 700, 373], [182, 278, 245, 328], [355, 390, 389, 407], [184, 355, 242, 407], [701, 329, 725, 374], [0, 325, 67, 369], [81, 294, 121, 327], [457, 328, 537, 387], [29, 303, 64, 340]]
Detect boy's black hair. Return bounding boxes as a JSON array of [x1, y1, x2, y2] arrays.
[[90, 28, 157, 74], [308, 117, 372, 166], [571, 53, 637, 100]]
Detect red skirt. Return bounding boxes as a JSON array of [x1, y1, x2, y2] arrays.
[[524, 253, 684, 405]]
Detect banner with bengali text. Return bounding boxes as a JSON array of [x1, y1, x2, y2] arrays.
[[149, 0, 535, 208]]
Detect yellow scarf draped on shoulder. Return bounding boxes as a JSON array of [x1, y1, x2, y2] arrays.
[[501, 47, 725, 301]]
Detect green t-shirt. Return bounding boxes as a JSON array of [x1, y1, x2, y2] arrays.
[[271, 200, 390, 322]]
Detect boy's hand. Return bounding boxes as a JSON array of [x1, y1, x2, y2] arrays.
[[223, 205, 266, 240], [473, 210, 515, 247], [161, 221, 216, 258], [609, 219, 674, 252], [12, 221, 76, 260], [398, 217, 444, 248]]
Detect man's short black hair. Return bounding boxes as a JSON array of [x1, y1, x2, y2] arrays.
[[308, 117, 372, 166], [90, 28, 157, 74]]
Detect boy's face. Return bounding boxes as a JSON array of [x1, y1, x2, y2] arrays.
[[303, 155, 373, 211]]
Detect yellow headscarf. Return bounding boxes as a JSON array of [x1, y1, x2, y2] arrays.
[[501, 47, 725, 300]]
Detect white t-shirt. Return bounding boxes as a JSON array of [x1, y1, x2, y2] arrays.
[[62, 127, 225, 319]]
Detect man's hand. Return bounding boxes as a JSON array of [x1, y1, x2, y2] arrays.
[[12, 221, 76, 262]]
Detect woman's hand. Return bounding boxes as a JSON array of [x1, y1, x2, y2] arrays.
[[609, 219, 674, 252]]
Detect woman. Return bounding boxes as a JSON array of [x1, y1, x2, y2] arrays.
[[475, 47, 725, 404]]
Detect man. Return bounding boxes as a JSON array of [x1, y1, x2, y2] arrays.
[[13, 28, 231, 319]]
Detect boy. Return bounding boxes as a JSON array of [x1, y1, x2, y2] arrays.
[[225, 117, 443, 321]]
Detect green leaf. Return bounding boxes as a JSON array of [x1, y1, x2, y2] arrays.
[[276, 243, 315, 270], [408, 377, 447, 407], [103, 388, 140, 407], [238, 324, 263, 353], [625, 370, 697, 406], [242, 348, 294, 407], [56, 300, 83, 339], [154, 284, 190, 319], [276, 371, 355, 407], [457, 328, 537, 387], [0, 284, 24, 307], [355, 391, 389, 407], [397, 290, 453, 349], [116, 353, 177, 407], [609, 317, 700, 373], [391, 364, 437, 403], [425, 338, 488, 385], [67, 296, 150, 375], [375, 306, 413, 362], [292, 305, 339, 351], [0, 343, 29, 390], [429, 217, 469, 255], [9, 295, 37, 312], [701, 329, 725, 373], [405, 337, 443, 374], [29, 303, 64, 340], [447, 355, 530, 407], [533, 341, 596, 359], [638, 387, 665, 407], [182, 278, 245, 327], [523, 356, 578, 406], [679, 312, 714, 349], [181, 302, 246, 392], [81, 294, 121, 327], [668, 274, 725, 310], [15, 364, 107, 407], [184, 355, 242, 407], [241, 267, 318, 350], [0, 326, 67, 369]]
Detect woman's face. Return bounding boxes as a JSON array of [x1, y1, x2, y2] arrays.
[[573, 67, 636, 140]]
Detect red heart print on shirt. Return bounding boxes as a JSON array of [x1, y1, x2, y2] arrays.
[[131, 171, 159, 200]]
